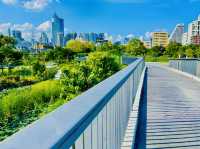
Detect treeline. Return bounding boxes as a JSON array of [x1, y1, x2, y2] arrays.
[[124, 38, 200, 59]]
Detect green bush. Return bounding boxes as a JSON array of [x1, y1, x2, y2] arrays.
[[61, 51, 121, 98], [0, 80, 62, 140], [43, 67, 58, 80]]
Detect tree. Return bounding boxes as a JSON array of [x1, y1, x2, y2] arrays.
[[165, 42, 182, 58], [0, 35, 16, 48], [185, 48, 194, 58], [125, 38, 146, 56], [96, 41, 113, 51], [195, 47, 200, 58], [61, 51, 121, 98], [32, 61, 46, 78], [148, 46, 165, 57], [45, 47, 74, 63], [0, 46, 22, 74], [66, 40, 95, 53], [86, 51, 120, 84]]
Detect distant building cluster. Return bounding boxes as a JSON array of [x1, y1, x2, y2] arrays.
[[141, 32, 169, 49], [169, 15, 200, 46], [5, 13, 200, 52], [141, 15, 200, 49], [51, 13, 108, 48], [6, 13, 108, 52]]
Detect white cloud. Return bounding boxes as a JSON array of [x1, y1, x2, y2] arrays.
[[12, 22, 34, 40], [1, 0, 61, 11], [36, 21, 51, 32], [0, 23, 12, 34], [23, 0, 51, 11], [0, 20, 51, 41], [126, 34, 134, 38], [1, 0, 17, 5], [13, 22, 34, 31], [145, 32, 152, 39]]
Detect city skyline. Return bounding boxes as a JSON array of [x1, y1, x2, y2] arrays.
[[0, 0, 200, 40]]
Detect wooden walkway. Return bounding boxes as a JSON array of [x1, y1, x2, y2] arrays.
[[135, 63, 200, 149]]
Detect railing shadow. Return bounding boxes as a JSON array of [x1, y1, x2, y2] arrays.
[[134, 68, 148, 149]]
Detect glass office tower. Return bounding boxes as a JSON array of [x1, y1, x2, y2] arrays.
[[52, 13, 64, 47]]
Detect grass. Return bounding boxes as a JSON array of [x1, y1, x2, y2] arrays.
[[145, 55, 169, 63], [0, 80, 63, 141]]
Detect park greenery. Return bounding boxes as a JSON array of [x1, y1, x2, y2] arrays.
[[1, 34, 200, 140], [0, 35, 122, 140], [124, 38, 200, 61]]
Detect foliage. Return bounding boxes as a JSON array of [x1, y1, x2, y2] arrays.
[[185, 48, 194, 58], [61, 51, 121, 98], [125, 38, 146, 56], [86, 51, 121, 84], [96, 41, 113, 51], [43, 67, 58, 80], [66, 40, 95, 53], [145, 55, 169, 62], [0, 46, 23, 72], [32, 61, 46, 78], [45, 47, 74, 63], [165, 42, 182, 58], [147, 46, 166, 57], [0, 80, 62, 140], [0, 35, 16, 48]]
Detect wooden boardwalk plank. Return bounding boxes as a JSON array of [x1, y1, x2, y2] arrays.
[[135, 63, 200, 149]]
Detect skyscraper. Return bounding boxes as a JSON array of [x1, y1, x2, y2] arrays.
[[8, 28, 11, 37], [39, 32, 49, 44], [64, 32, 77, 45], [169, 24, 184, 44], [88, 33, 98, 43], [97, 33, 105, 43], [12, 30, 23, 41], [51, 13, 64, 47]]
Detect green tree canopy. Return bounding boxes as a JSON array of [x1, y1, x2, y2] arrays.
[[185, 48, 194, 58], [165, 42, 182, 58], [45, 47, 73, 63], [66, 40, 95, 53], [0, 35, 16, 48], [125, 38, 146, 56]]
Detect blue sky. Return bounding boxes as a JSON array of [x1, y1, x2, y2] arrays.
[[0, 0, 200, 40]]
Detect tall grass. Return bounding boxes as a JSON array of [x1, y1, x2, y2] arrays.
[[0, 80, 62, 140]]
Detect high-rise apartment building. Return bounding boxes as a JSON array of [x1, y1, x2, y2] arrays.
[[187, 15, 200, 45], [51, 13, 64, 47], [152, 32, 169, 47], [169, 24, 184, 44], [182, 32, 188, 45], [192, 35, 200, 45]]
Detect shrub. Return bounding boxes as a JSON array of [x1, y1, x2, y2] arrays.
[[43, 67, 58, 80], [0, 80, 62, 140]]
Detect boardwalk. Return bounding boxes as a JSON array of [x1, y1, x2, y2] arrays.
[[135, 63, 200, 149]]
